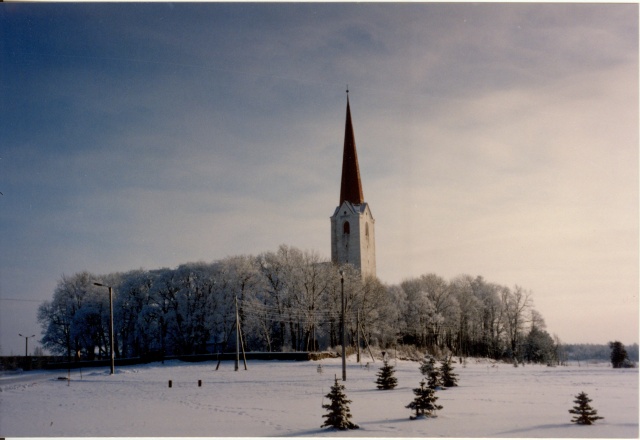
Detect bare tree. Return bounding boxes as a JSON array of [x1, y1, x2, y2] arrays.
[[502, 285, 532, 360], [450, 275, 483, 356]]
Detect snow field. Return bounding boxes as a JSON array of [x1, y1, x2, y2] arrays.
[[0, 357, 637, 437]]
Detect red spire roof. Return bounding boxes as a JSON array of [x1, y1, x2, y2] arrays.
[[339, 95, 364, 205]]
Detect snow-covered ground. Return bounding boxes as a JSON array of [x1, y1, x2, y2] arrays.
[[1, 356, 637, 438]]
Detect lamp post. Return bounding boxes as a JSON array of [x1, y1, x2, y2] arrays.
[[93, 282, 115, 375], [340, 270, 346, 381], [18, 333, 35, 357]]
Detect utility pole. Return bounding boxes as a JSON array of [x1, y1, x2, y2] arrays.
[[234, 296, 247, 371], [93, 282, 115, 375], [214, 304, 247, 372], [340, 270, 346, 381], [235, 296, 240, 371], [18, 333, 35, 357], [356, 310, 361, 364]]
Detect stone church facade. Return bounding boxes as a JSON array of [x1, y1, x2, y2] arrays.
[[330, 94, 376, 279]]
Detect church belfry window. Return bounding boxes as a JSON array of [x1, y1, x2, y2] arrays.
[[343, 221, 350, 234]]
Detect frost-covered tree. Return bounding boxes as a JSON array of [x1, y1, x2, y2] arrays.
[[609, 341, 629, 368], [325, 264, 364, 347], [569, 392, 604, 425], [354, 276, 392, 352], [401, 274, 456, 348], [71, 294, 107, 359], [502, 286, 532, 361], [450, 275, 482, 356], [471, 277, 506, 358], [440, 356, 458, 387], [524, 326, 556, 364], [287, 248, 331, 352], [406, 379, 442, 419], [38, 271, 103, 359], [252, 246, 349, 352], [256, 247, 294, 351], [170, 263, 216, 354], [399, 278, 436, 346], [37, 245, 551, 360], [321, 376, 359, 430], [375, 359, 398, 390], [220, 255, 261, 351], [38, 297, 72, 357], [116, 269, 157, 357], [381, 285, 408, 346]]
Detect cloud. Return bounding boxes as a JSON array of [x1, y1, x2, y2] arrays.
[[1, 3, 637, 354]]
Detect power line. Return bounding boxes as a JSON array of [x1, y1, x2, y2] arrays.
[[0, 298, 44, 303], [242, 301, 346, 316], [239, 300, 364, 328]]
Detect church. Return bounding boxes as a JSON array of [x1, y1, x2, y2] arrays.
[[330, 93, 376, 280]]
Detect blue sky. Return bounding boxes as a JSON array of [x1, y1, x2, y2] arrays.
[[1, 3, 638, 355]]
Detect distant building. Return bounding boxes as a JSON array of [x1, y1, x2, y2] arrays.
[[330, 93, 376, 279]]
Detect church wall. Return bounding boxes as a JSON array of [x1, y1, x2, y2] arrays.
[[330, 202, 376, 279], [357, 207, 376, 279], [331, 206, 362, 270]]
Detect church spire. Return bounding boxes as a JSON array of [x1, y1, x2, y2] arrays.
[[330, 90, 376, 279], [339, 92, 365, 205]]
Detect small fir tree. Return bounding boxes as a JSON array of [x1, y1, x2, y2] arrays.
[[375, 359, 398, 390], [406, 379, 443, 419], [419, 353, 436, 376], [569, 392, 604, 425], [421, 356, 443, 390], [440, 356, 458, 387], [427, 367, 443, 390], [321, 376, 359, 430]]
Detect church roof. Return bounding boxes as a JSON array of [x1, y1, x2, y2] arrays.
[[331, 200, 373, 218], [339, 94, 365, 205]]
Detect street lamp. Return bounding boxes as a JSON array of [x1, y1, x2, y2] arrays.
[[93, 282, 115, 375], [18, 333, 35, 357], [340, 270, 346, 381]]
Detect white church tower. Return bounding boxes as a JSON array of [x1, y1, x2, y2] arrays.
[[330, 92, 376, 279]]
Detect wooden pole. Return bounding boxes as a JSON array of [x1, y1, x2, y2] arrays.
[[359, 319, 375, 362], [215, 320, 236, 371], [340, 271, 346, 381], [235, 296, 240, 371], [356, 310, 361, 364]]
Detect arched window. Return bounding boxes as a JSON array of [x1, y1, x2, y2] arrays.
[[343, 221, 350, 234], [365, 223, 369, 237]]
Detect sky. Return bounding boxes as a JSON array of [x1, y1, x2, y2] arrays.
[[0, 3, 638, 356]]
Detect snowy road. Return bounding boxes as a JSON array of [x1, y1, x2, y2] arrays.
[[0, 370, 73, 387]]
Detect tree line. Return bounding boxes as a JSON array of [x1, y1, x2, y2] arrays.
[[38, 244, 557, 363], [563, 343, 639, 363]]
